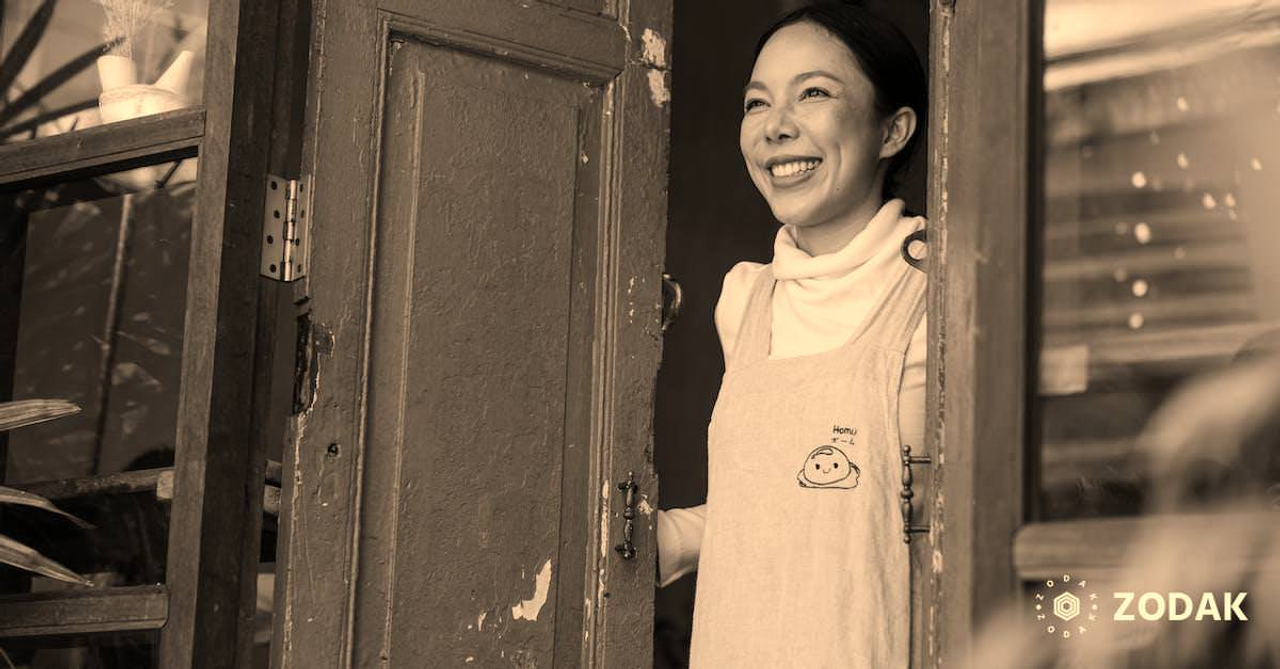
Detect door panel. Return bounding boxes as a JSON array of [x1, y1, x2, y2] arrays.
[[274, 1, 671, 666], [355, 39, 600, 666]]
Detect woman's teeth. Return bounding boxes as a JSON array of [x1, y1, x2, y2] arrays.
[[769, 159, 821, 177]]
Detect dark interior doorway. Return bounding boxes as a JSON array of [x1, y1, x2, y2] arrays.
[[653, 2, 929, 666]]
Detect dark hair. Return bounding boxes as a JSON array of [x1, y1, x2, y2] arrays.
[[755, 2, 927, 200]]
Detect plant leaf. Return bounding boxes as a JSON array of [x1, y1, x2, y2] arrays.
[[0, 533, 92, 587], [0, 0, 57, 100], [0, 399, 81, 431], [0, 98, 98, 140], [0, 486, 93, 529], [0, 38, 122, 127]]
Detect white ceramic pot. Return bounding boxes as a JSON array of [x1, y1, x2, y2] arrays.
[[95, 55, 138, 91], [97, 84, 188, 124]]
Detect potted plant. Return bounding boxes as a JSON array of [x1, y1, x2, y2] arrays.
[[0, 0, 121, 142], [0, 399, 93, 588], [96, 0, 192, 124]]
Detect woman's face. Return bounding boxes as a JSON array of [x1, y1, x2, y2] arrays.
[[740, 22, 887, 229]]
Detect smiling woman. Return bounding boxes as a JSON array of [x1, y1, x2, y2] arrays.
[[739, 18, 922, 255], [654, 3, 928, 668]]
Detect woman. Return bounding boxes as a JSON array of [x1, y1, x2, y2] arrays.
[[656, 3, 928, 666]]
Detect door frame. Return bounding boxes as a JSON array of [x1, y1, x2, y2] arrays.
[[269, 1, 672, 666], [918, 0, 1042, 666]]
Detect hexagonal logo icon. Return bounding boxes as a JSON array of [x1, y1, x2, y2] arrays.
[[1053, 591, 1081, 622], [1032, 573, 1100, 640]]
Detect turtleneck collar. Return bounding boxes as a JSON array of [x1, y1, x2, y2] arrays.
[[771, 199, 918, 281]]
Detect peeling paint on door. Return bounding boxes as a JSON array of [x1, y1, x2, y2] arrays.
[[647, 70, 670, 107], [640, 28, 667, 68], [510, 559, 553, 622]]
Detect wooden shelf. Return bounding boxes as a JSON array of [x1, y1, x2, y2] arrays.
[[1045, 294, 1253, 333], [1014, 512, 1277, 580], [13, 468, 170, 502], [1043, 241, 1242, 283], [1041, 320, 1280, 393], [12, 461, 282, 517], [0, 584, 167, 641], [0, 108, 204, 191], [1041, 438, 1143, 487], [1045, 209, 1240, 251]]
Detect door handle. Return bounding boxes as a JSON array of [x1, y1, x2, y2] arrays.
[[661, 273, 683, 333], [901, 444, 931, 543]]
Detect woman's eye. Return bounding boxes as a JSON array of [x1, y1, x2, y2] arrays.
[[800, 87, 830, 100], [744, 99, 766, 112]]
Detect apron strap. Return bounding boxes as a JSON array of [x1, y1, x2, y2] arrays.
[[727, 265, 777, 370], [859, 256, 928, 355]]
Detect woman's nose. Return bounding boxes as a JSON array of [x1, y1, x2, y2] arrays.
[[764, 104, 798, 143]]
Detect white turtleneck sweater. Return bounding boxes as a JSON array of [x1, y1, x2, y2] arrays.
[[657, 199, 927, 587]]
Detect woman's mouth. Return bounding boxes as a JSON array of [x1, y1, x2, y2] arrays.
[[767, 158, 822, 181]]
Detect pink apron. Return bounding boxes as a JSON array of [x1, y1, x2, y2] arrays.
[[689, 256, 925, 668]]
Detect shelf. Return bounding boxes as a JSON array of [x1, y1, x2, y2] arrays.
[[1043, 242, 1242, 283], [1041, 320, 1280, 393], [13, 469, 170, 502], [1014, 511, 1276, 580], [155, 470, 280, 517], [1041, 438, 1143, 487], [0, 108, 205, 191], [0, 584, 167, 641], [12, 461, 282, 517], [1044, 294, 1253, 333]]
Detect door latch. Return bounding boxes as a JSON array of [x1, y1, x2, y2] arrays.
[[261, 174, 311, 282], [614, 471, 638, 560], [661, 273, 683, 333]]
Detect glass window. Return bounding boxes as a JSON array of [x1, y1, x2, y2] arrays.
[[5, 638, 161, 669], [1, 0, 208, 144], [1038, 0, 1280, 520], [1, 158, 196, 614]]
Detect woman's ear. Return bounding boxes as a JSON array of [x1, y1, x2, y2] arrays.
[[879, 106, 918, 160]]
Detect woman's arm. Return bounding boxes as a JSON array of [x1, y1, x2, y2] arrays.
[[656, 505, 707, 587], [654, 264, 762, 588]]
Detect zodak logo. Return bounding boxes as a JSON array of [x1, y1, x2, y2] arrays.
[[1033, 573, 1251, 640], [1033, 574, 1100, 638], [1113, 591, 1248, 622]]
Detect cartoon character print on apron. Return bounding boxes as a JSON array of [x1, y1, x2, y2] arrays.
[[689, 255, 926, 669]]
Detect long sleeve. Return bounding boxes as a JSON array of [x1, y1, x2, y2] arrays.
[[654, 266, 759, 589], [898, 314, 927, 451], [656, 505, 707, 587]]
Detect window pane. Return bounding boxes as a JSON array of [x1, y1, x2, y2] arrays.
[[0, 158, 196, 607], [1038, 0, 1280, 520], [2, 636, 160, 669], [1, 0, 207, 144]]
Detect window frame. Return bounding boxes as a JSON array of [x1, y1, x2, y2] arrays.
[[922, 2, 1275, 667], [0, 1, 307, 666]]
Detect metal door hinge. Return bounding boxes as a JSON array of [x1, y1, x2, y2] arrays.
[[261, 174, 311, 282]]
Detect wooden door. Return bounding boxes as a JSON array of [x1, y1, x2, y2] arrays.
[[272, 0, 672, 666]]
